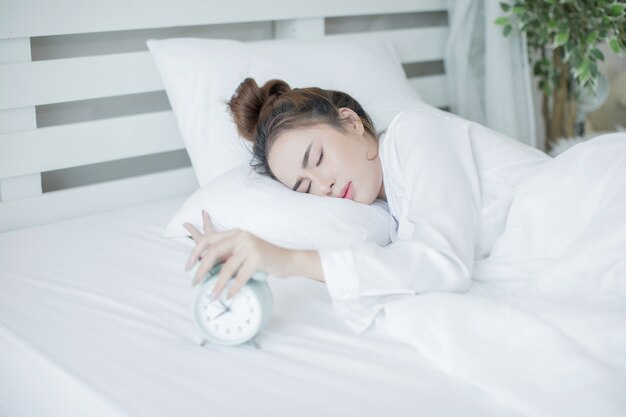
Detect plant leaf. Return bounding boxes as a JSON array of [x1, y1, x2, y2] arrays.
[[554, 31, 569, 47], [591, 48, 605, 61], [608, 4, 625, 17], [609, 38, 620, 53], [495, 16, 509, 25], [586, 31, 598, 46]]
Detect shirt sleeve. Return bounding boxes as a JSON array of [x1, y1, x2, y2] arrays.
[[318, 109, 482, 334]]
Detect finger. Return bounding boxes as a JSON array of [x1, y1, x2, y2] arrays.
[[193, 251, 232, 287], [191, 234, 241, 286], [184, 229, 239, 270], [202, 210, 215, 235], [191, 249, 220, 287], [226, 259, 258, 300], [184, 237, 210, 271], [183, 222, 203, 243], [211, 252, 246, 300]]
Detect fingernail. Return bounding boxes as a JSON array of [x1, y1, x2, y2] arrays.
[[202, 209, 207, 216], [210, 291, 217, 301]]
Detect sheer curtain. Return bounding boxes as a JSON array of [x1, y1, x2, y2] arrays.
[[444, 0, 538, 148]]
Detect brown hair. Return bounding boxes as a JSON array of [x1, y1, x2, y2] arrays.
[[226, 77, 383, 180]]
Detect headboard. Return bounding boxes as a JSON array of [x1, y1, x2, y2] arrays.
[[0, 0, 449, 232]]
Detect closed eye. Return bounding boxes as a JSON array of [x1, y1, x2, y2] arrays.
[[317, 149, 323, 167], [305, 150, 323, 193]]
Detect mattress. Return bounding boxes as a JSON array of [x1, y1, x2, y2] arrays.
[[0, 195, 522, 417]]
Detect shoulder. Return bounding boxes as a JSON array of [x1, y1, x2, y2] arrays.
[[387, 106, 472, 137], [382, 106, 472, 163]]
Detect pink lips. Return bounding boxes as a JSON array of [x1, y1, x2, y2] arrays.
[[341, 182, 353, 199]]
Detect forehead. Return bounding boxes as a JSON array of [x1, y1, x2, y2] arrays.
[[271, 127, 314, 156]]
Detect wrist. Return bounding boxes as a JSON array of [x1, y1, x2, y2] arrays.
[[288, 249, 325, 282]]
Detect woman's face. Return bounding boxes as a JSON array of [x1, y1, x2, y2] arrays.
[[267, 108, 386, 205]]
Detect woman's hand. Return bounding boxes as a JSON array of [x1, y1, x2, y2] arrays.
[[183, 210, 297, 300]]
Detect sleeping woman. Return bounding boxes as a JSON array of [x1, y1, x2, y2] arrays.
[[182, 76, 553, 333]]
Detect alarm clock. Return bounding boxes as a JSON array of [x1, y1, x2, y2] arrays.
[[190, 262, 273, 347]]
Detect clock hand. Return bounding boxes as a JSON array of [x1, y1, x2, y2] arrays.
[[218, 298, 230, 310], [211, 308, 230, 320], [207, 295, 234, 320]]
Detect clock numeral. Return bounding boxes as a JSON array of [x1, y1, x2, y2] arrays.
[[226, 329, 231, 335], [246, 318, 251, 324], [214, 324, 219, 330], [238, 326, 242, 333], [249, 307, 254, 313]]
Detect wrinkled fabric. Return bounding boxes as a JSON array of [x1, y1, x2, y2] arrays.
[[382, 132, 626, 417]]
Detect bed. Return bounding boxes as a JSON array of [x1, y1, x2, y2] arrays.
[[0, 195, 521, 417], [1, 1, 625, 417]]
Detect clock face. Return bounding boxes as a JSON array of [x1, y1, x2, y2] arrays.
[[195, 279, 262, 343]]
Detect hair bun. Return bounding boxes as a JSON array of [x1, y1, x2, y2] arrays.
[[228, 78, 291, 142]]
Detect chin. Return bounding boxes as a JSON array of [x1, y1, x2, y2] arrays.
[[356, 193, 376, 205]]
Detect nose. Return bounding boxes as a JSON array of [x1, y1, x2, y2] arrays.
[[310, 172, 335, 196]]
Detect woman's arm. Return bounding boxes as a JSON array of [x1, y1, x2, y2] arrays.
[[184, 211, 326, 301], [288, 250, 325, 283]]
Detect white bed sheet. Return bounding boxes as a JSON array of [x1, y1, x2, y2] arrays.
[[0, 195, 523, 417]]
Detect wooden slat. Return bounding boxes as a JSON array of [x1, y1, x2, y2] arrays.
[[0, 38, 42, 202], [408, 74, 448, 108], [0, 166, 197, 233], [0, 110, 183, 178], [274, 18, 325, 39], [0, 27, 447, 110], [327, 26, 448, 63], [0, 0, 447, 39], [0, 52, 161, 110]]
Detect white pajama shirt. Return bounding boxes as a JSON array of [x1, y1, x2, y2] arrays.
[[318, 105, 550, 333]]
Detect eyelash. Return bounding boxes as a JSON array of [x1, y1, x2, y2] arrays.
[[305, 150, 323, 193]]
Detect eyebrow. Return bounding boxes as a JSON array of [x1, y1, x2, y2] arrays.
[[292, 141, 314, 191]]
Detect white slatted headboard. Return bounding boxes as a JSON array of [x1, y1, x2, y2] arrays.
[[0, 0, 449, 232]]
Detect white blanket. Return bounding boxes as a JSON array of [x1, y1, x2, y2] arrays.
[[380, 133, 626, 417]]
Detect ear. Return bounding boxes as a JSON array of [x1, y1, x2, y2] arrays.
[[338, 107, 364, 135]]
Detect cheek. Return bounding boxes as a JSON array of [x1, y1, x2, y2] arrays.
[[327, 143, 355, 168]]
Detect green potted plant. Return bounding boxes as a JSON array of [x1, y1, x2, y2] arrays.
[[496, 0, 626, 152]]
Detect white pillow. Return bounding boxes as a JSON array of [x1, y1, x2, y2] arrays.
[[146, 35, 422, 187], [165, 163, 393, 250]]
